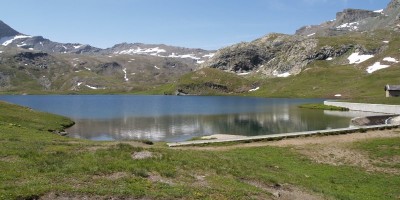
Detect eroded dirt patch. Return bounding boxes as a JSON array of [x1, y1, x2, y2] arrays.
[[244, 180, 325, 200], [131, 151, 154, 160]]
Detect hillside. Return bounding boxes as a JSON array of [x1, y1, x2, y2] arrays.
[[0, 20, 218, 94], [163, 0, 400, 99], [203, 0, 400, 77]]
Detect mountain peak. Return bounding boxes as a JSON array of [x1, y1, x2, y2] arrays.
[[0, 20, 20, 38]]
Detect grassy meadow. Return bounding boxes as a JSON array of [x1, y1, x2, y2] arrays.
[[0, 101, 399, 199]]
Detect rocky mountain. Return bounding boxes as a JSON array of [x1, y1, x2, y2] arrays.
[[0, 20, 214, 63], [0, 20, 217, 93], [203, 0, 400, 77], [0, 20, 19, 38]]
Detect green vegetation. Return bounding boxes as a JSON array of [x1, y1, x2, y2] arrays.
[[147, 68, 252, 95], [0, 101, 399, 199], [353, 137, 400, 169], [299, 103, 349, 111]]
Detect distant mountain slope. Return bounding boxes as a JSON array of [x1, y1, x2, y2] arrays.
[[0, 46, 195, 93], [0, 20, 19, 38], [0, 21, 215, 64], [0, 19, 216, 93]]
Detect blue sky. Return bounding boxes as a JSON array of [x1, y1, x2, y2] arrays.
[[0, 0, 390, 50]]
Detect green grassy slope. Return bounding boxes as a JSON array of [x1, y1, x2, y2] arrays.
[[0, 102, 399, 199]]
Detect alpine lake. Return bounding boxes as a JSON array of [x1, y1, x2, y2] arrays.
[[0, 95, 374, 142]]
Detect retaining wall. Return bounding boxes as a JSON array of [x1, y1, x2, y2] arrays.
[[324, 101, 400, 114]]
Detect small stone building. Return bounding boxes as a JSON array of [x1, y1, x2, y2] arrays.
[[384, 85, 400, 97]]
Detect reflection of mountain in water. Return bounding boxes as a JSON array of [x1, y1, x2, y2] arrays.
[[67, 106, 354, 142]]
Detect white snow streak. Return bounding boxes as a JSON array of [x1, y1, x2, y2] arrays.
[[383, 57, 399, 63], [336, 22, 359, 31], [273, 70, 291, 78], [85, 85, 105, 90], [74, 45, 83, 49], [347, 52, 374, 64], [249, 87, 260, 92], [0, 35, 32, 46], [122, 68, 129, 81], [202, 53, 215, 58], [374, 9, 384, 14], [326, 57, 333, 61], [154, 66, 160, 70], [116, 47, 166, 55], [307, 33, 316, 37], [366, 62, 390, 73]]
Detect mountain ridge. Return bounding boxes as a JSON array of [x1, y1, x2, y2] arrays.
[[202, 0, 400, 77]]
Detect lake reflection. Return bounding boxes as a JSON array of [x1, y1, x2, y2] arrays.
[[0, 95, 363, 142]]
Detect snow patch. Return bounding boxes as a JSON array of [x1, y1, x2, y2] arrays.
[[336, 22, 359, 31], [273, 70, 291, 78], [73, 45, 83, 49], [326, 57, 333, 61], [84, 67, 91, 71], [374, 9, 384, 14], [307, 33, 315, 37], [383, 41, 389, 44], [237, 72, 250, 76], [202, 53, 215, 58], [366, 62, 390, 73], [122, 68, 129, 81], [77, 82, 83, 86], [383, 57, 399, 63], [154, 66, 160, 70], [197, 60, 205, 64], [249, 87, 260, 92], [17, 43, 28, 47], [28, 48, 33, 50], [347, 52, 374, 64], [85, 85, 105, 90], [0, 51, 3, 54], [116, 47, 166, 55], [168, 53, 200, 60], [0, 35, 32, 46], [334, 94, 342, 97], [62, 45, 67, 50]]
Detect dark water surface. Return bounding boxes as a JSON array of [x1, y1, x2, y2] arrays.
[[0, 95, 366, 142]]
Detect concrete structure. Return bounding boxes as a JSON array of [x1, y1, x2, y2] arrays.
[[324, 101, 400, 114], [167, 124, 398, 147], [385, 85, 400, 97]]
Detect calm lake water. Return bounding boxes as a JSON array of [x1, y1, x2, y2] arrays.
[[0, 95, 370, 142]]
